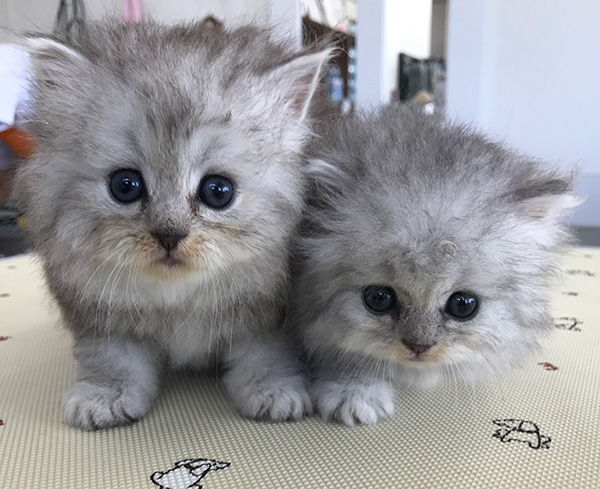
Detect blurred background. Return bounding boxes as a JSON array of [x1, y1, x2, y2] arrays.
[[0, 0, 598, 256]]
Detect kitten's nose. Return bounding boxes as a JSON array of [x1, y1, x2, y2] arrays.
[[152, 231, 188, 252], [402, 340, 435, 355]]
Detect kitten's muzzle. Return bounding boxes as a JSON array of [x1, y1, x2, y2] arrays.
[[152, 230, 188, 252]]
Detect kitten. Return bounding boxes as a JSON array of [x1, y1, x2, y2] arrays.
[[14, 19, 331, 429], [290, 105, 579, 426]]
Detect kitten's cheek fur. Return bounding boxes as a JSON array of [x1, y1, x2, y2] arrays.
[[222, 333, 312, 421]]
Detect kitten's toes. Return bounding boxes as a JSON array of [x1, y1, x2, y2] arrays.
[[62, 381, 152, 430], [313, 380, 394, 426], [226, 374, 313, 422]]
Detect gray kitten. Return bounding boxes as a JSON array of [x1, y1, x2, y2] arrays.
[[291, 105, 579, 426], [14, 19, 331, 429]]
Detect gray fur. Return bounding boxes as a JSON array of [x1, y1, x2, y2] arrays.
[[291, 105, 579, 425], [15, 19, 331, 429]]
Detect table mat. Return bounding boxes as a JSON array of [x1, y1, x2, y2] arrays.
[[1, 248, 598, 488]]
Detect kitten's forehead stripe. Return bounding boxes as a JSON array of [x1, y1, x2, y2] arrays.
[[143, 98, 196, 144], [145, 110, 158, 134], [125, 129, 144, 159]]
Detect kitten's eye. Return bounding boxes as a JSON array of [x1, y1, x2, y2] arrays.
[[363, 285, 397, 315], [198, 175, 235, 209], [445, 292, 479, 320], [109, 169, 144, 203]]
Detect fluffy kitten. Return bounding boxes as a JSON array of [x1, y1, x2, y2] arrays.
[[14, 19, 331, 429], [290, 105, 579, 426]]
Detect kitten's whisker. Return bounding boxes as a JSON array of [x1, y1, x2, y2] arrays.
[[95, 253, 127, 334], [451, 359, 469, 408], [447, 355, 461, 406], [340, 349, 380, 392], [192, 247, 223, 363], [72, 246, 125, 315], [338, 349, 368, 384], [210, 258, 238, 363], [212, 254, 238, 361], [131, 263, 145, 323], [107, 259, 128, 316], [481, 352, 501, 379], [441, 356, 458, 407], [456, 359, 479, 407], [125, 262, 139, 326]]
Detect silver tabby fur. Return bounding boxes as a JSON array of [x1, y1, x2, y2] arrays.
[[14, 19, 331, 429], [290, 105, 579, 426]]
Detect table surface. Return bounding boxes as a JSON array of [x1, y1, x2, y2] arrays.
[[0, 249, 599, 489]]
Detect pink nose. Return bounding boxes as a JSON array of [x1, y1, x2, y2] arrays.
[[402, 341, 435, 355]]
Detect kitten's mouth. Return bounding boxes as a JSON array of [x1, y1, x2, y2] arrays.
[[384, 344, 443, 367], [142, 254, 196, 282], [135, 232, 206, 279], [407, 353, 429, 362], [404, 353, 435, 366], [158, 254, 183, 268]]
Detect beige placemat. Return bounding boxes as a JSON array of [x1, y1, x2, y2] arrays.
[[1, 248, 599, 488]]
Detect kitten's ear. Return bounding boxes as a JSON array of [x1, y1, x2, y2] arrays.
[[516, 171, 583, 220], [307, 158, 347, 189], [520, 194, 584, 221], [307, 158, 353, 202], [199, 15, 223, 29], [266, 47, 334, 121], [23, 37, 89, 89]]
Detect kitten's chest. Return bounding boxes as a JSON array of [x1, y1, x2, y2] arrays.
[[134, 295, 277, 369], [54, 264, 282, 367], [130, 302, 237, 369], [160, 314, 229, 369]]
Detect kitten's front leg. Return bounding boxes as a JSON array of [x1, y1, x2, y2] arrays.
[[223, 331, 312, 421], [63, 335, 163, 430], [311, 355, 395, 426]]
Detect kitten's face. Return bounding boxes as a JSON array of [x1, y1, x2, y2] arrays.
[[296, 107, 576, 382], [17, 21, 329, 290], [54, 113, 293, 283], [300, 215, 542, 377], [37, 95, 299, 284]]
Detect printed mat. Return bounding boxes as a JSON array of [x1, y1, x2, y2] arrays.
[[1, 248, 598, 488]]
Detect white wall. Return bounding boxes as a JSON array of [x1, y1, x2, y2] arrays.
[[356, 0, 431, 106], [446, 0, 600, 226], [383, 0, 431, 101], [270, 0, 302, 47], [355, 0, 386, 106], [430, 0, 448, 59]]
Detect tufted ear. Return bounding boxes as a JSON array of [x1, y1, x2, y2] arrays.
[[23, 37, 89, 90], [515, 170, 583, 221], [307, 158, 347, 188], [520, 193, 584, 221], [264, 47, 334, 121]]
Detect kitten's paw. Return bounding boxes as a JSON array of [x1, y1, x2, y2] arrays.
[[226, 374, 313, 422], [313, 380, 394, 426], [62, 381, 151, 430]]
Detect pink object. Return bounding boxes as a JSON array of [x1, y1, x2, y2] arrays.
[[122, 0, 143, 23]]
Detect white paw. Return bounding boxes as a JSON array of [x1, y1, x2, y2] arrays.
[[226, 374, 313, 422], [313, 380, 394, 426], [62, 381, 151, 430]]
